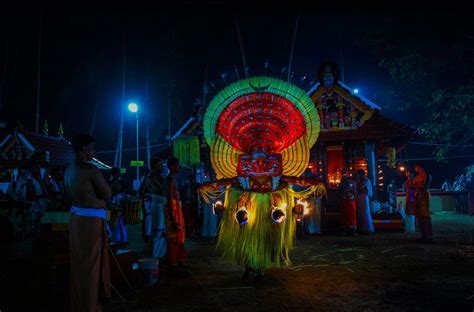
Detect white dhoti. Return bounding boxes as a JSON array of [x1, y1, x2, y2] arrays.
[[304, 196, 322, 235], [111, 193, 128, 243], [146, 194, 167, 258], [405, 214, 416, 233], [356, 194, 374, 233], [397, 204, 416, 233], [201, 201, 218, 237]]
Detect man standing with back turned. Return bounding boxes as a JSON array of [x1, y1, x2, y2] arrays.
[[65, 134, 111, 312]]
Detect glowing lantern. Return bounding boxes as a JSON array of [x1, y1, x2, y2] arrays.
[[271, 202, 287, 223], [235, 206, 249, 225], [212, 200, 224, 216], [293, 199, 310, 216]]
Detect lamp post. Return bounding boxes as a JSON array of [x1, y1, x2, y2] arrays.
[[128, 102, 139, 193]]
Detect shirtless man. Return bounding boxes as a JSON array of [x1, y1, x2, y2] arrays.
[[65, 134, 111, 312], [405, 162, 433, 242]]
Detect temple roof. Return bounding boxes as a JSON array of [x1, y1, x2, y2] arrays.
[[306, 79, 413, 142], [0, 130, 111, 169], [337, 82, 381, 110], [23, 132, 73, 166], [307, 81, 381, 110], [317, 112, 416, 142]]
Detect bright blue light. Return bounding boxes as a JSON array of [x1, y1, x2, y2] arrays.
[[128, 103, 138, 113], [353, 89, 359, 94]]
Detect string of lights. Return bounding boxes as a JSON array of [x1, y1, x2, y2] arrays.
[[379, 154, 474, 161], [95, 143, 169, 154], [408, 141, 474, 148]]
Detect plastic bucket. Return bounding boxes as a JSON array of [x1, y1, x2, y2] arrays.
[[138, 258, 159, 287], [370, 201, 381, 214], [405, 215, 416, 233]]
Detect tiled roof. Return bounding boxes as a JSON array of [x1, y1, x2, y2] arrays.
[[306, 82, 320, 96], [23, 132, 73, 166], [337, 82, 381, 110], [0, 131, 113, 169], [306, 81, 382, 111]]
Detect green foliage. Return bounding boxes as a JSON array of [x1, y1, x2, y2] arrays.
[[379, 53, 437, 111], [356, 14, 474, 159], [420, 85, 474, 159], [58, 123, 64, 137]]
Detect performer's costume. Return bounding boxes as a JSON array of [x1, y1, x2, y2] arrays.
[[199, 77, 325, 269]]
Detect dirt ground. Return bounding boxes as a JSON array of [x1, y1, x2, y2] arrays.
[[2, 213, 474, 312], [103, 213, 474, 312]]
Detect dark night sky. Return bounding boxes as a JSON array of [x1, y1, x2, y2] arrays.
[[0, 5, 472, 182]]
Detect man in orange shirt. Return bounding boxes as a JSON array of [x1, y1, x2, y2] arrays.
[[405, 162, 433, 242]]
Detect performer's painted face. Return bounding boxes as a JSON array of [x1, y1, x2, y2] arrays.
[[237, 152, 282, 177], [237, 152, 283, 192]]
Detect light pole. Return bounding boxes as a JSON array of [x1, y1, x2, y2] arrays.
[[128, 102, 139, 193]]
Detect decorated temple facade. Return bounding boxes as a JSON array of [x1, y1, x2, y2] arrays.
[[305, 63, 415, 219]]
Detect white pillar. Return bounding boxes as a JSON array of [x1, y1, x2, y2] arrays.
[[365, 141, 377, 199]]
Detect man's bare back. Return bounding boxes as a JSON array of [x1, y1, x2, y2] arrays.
[[65, 160, 111, 209]]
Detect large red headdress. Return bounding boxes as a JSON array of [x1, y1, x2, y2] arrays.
[[203, 77, 319, 191]]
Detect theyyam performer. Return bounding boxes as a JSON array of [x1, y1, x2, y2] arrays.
[[198, 77, 325, 278]]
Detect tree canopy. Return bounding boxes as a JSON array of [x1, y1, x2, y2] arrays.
[[356, 12, 474, 159]]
